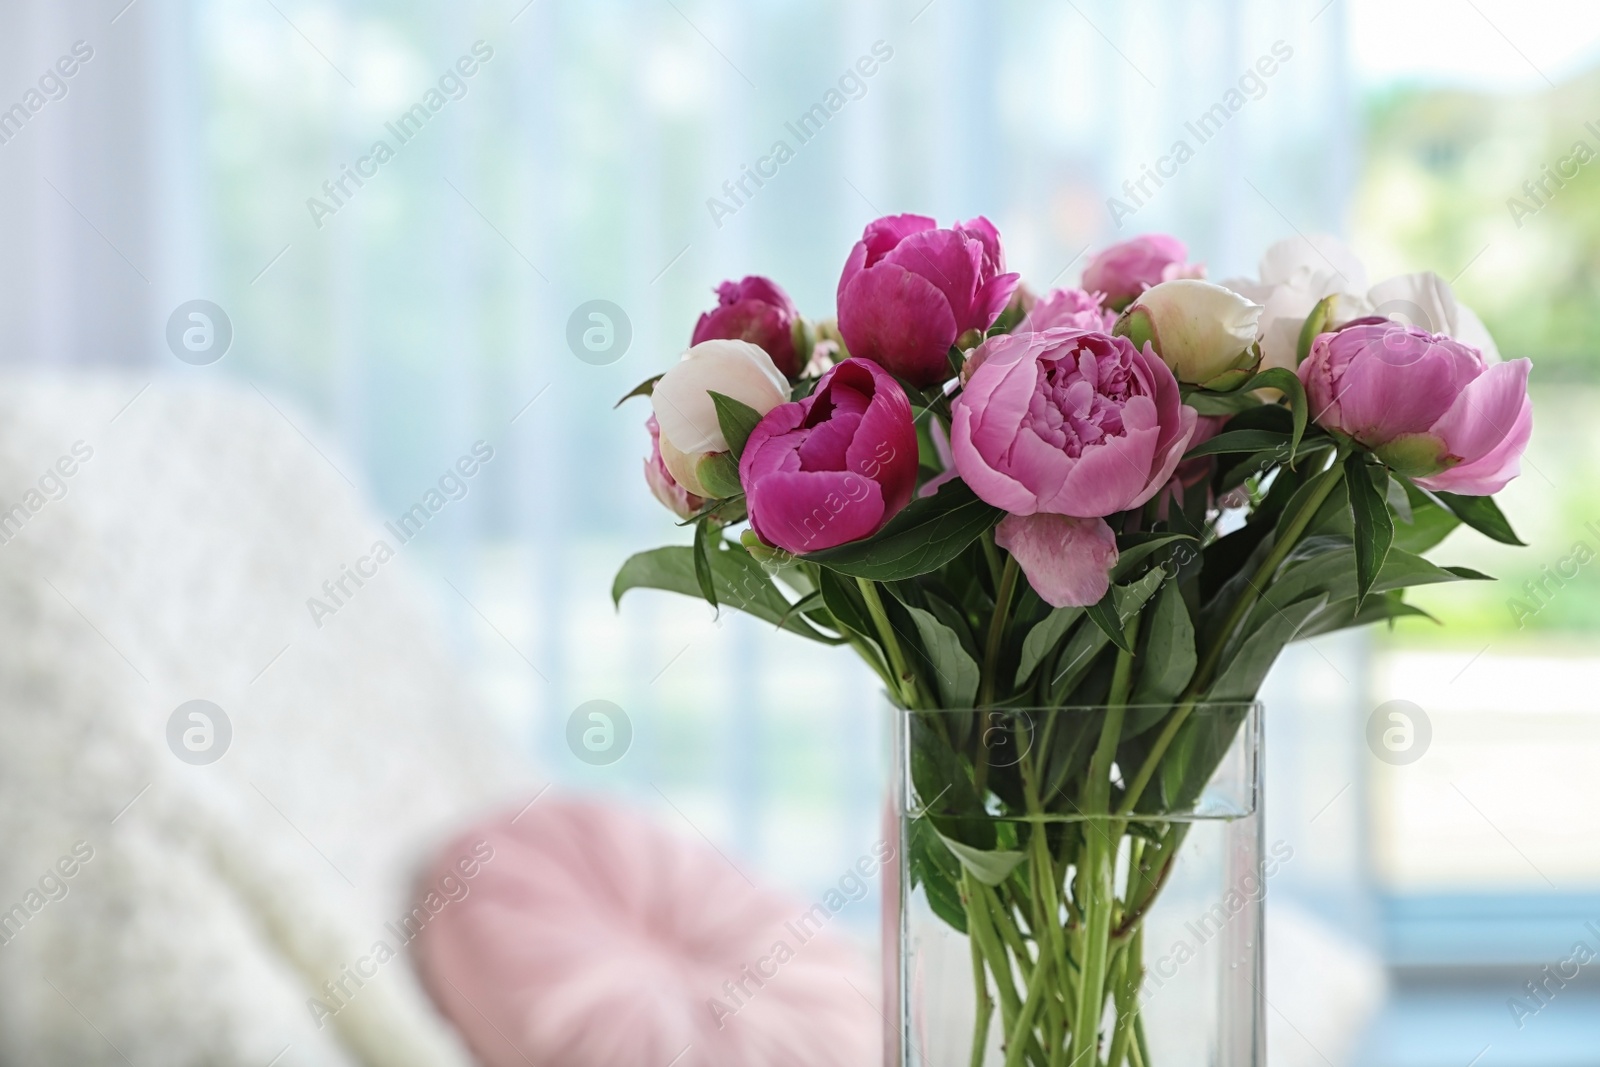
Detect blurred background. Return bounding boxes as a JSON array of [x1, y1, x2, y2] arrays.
[[0, 0, 1596, 1063]]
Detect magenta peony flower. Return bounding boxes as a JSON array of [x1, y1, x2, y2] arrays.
[[952, 329, 1197, 606], [741, 357, 918, 554], [1082, 234, 1196, 309], [691, 276, 804, 379], [836, 214, 1020, 388], [644, 415, 704, 519], [1299, 320, 1532, 496], [1018, 287, 1116, 334]]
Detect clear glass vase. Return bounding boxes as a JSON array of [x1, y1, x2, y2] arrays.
[[885, 703, 1264, 1067]]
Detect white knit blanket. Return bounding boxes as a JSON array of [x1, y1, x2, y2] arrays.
[[0, 373, 534, 1066]]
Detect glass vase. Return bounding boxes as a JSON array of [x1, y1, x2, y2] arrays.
[[885, 703, 1265, 1067]]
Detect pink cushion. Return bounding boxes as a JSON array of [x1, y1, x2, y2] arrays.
[[413, 798, 879, 1066]]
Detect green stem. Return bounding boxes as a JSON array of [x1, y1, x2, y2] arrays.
[[1116, 460, 1346, 817], [1132, 1012, 1153, 1067], [1005, 950, 1054, 1067], [970, 922, 994, 1067], [1070, 614, 1139, 1067], [980, 554, 1021, 708], [856, 577, 919, 708], [1105, 927, 1143, 1067]]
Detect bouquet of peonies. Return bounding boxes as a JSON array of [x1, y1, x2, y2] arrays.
[[616, 217, 1532, 1066]]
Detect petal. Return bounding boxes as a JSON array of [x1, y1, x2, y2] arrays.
[[1415, 394, 1531, 496], [1424, 357, 1532, 467], [836, 263, 959, 387], [995, 513, 1119, 609], [860, 213, 937, 266], [950, 400, 1038, 514], [956, 215, 1006, 272], [971, 271, 1023, 333], [1326, 327, 1484, 445], [882, 228, 983, 330], [1257, 233, 1368, 290], [748, 470, 887, 553], [1049, 417, 1161, 517], [1129, 403, 1199, 509], [652, 340, 789, 455]]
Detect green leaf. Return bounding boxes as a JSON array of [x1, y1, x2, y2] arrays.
[[613, 374, 662, 408], [904, 605, 981, 708], [816, 569, 878, 645], [692, 520, 718, 609], [1111, 533, 1195, 583], [803, 479, 1003, 581], [1016, 606, 1085, 686], [707, 391, 765, 460], [1158, 704, 1252, 811], [907, 818, 968, 933], [1182, 389, 1263, 416], [933, 829, 1026, 887], [1238, 543, 1489, 646], [1390, 480, 1460, 554], [1207, 593, 1328, 701], [1238, 367, 1308, 465], [1183, 428, 1291, 460], [1431, 490, 1526, 546], [1085, 587, 1133, 654], [1296, 293, 1338, 366], [1049, 569, 1166, 700], [1130, 579, 1195, 709], [695, 452, 743, 499], [1346, 454, 1394, 608], [1297, 591, 1438, 638], [612, 544, 842, 643]]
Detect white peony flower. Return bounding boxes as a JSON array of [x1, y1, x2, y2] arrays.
[[1123, 279, 1263, 385], [650, 339, 789, 497]]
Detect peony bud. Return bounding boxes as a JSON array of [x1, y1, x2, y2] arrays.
[[1117, 279, 1262, 387], [691, 276, 804, 379], [650, 339, 790, 498], [1299, 321, 1531, 495]]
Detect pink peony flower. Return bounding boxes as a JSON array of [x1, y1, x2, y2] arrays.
[[1082, 234, 1197, 309], [644, 415, 705, 519], [836, 214, 1020, 388], [414, 800, 879, 1067], [1299, 320, 1532, 496], [741, 357, 919, 554], [691, 276, 804, 380], [952, 329, 1197, 606], [1018, 287, 1116, 334]]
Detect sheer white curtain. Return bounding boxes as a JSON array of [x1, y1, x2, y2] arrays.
[[0, 0, 1362, 929]]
